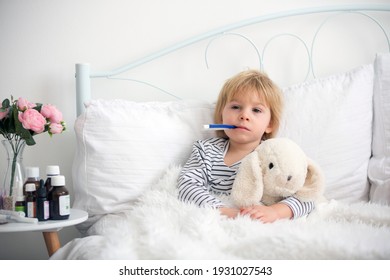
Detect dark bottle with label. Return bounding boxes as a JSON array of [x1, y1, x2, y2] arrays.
[[37, 179, 50, 221], [25, 183, 37, 218], [14, 199, 25, 214], [48, 175, 70, 220]]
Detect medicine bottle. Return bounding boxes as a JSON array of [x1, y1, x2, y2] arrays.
[[14, 198, 25, 214], [23, 167, 40, 195], [14, 180, 25, 214], [48, 175, 70, 220], [25, 183, 37, 218], [44, 165, 60, 195], [37, 179, 50, 221]]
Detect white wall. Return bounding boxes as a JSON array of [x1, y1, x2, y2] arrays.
[[0, 0, 389, 260]]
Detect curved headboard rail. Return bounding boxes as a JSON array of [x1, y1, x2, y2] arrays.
[[76, 4, 390, 116]]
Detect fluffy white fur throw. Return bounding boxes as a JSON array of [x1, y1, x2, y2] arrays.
[[54, 166, 390, 260]]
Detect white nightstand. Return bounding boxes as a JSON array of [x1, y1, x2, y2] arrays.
[[0, 208, 88, 256]]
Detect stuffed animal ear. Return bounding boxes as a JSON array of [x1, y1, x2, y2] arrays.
[[231, 151, 264, 207], [294, 157, 325, 202]]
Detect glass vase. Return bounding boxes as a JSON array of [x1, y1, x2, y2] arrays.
[[1, 138, 26, 210]]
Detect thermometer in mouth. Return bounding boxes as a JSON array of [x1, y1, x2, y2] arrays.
[[203, 124, 237, 130]]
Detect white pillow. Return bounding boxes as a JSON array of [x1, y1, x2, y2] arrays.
[[279, 64, 374, 203], [72, 100, 214, 216], [369, 53, 390, 205]]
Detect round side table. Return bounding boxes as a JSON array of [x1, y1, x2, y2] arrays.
[[0, 208, 88, 257]]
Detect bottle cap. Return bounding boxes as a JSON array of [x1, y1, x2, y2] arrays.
[[46, 165, 60, 176], [25, 183, 36, 192], [26, 167, 39, 178], [51, 175, 65, 186]]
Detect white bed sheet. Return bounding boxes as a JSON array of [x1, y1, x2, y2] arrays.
[[52, 166, 390, 260]]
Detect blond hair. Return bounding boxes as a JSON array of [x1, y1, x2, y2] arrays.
[[214, 69, 283, 140]]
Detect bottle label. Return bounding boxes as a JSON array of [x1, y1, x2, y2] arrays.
[[59, 195, 70, 216], [43, 201, 50, 220], [27, 202, 36, 218], [15, 205, 25, 213]]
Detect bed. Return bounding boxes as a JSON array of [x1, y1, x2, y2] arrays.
[[52, 4, 390, 259]]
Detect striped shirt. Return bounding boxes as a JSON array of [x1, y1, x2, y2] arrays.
[[177, 137, 314, 218]]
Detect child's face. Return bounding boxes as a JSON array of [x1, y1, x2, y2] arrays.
[[221, 89, 272, 145]]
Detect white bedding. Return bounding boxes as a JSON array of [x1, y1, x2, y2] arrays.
[[63, 12, 390, 260], [52, 166, 390, 260]]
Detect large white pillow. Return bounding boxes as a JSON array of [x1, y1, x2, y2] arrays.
[[279, 64, 374, 203], [369, 53, 390, 205], [72, 100, 214, 217]]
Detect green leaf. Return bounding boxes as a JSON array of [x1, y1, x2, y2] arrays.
[[4, 106, 16, 133], [24, 132, 36, 146], [1, 98, 10, 108], [34, 103, 42, 112]]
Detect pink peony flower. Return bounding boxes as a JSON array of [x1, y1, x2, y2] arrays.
[[0, 108, 9, 120], [17, 97, 36, 111], [41, 104, 63, 124], [18, 109, 46, 134], [49, 123, 64, 134]]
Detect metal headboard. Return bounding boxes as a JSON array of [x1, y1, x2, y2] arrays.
[[75, 4, 390, 116]]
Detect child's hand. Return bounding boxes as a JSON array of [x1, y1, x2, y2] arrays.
[[240, 205, 280, 223], [219, 207, 240, 218]]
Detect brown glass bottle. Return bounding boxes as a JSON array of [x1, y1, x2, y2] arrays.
[[25, 183, 37, 218], [23, 167, 40, 195], [48, 175, 70, 220]]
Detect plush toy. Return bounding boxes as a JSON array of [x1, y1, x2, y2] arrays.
[[231, 137, 325, 207]]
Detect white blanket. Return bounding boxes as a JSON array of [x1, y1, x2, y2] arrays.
[[53, 166, 390, 260]]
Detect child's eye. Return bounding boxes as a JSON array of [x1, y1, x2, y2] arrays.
[[231, 105, 240, 110], [253, 108, 262, 113]]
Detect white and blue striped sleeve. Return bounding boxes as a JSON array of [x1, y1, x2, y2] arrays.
[[177, 141, 224, 208], [279, 196, 315, 219]]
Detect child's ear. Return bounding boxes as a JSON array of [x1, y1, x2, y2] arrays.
[[263, 125, 273, 140], [265, 120, 273, 134], [231, 151, 264, 207]]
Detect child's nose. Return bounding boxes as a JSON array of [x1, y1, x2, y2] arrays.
[[240, 110, 250, 121]]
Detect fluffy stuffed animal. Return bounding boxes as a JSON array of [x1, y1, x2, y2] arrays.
[[231, 137, 325, 207]]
